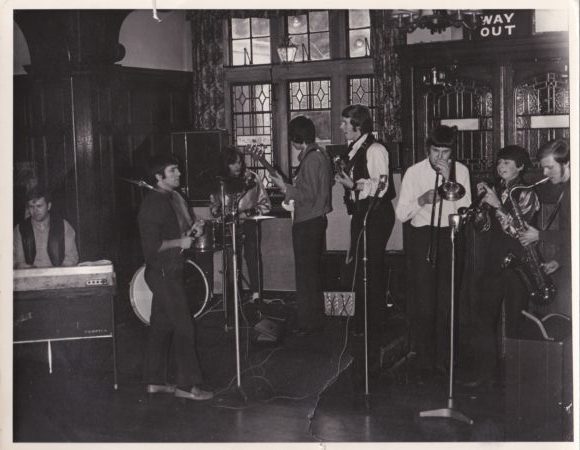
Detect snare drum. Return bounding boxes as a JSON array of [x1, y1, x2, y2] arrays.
[[129, 259, 210, 325], [194, 220, 221, 252]]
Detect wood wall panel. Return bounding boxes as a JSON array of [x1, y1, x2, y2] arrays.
[[14, 67, 195, 280]]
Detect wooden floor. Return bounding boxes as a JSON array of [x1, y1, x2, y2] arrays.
[[12, 292, 573, 444]]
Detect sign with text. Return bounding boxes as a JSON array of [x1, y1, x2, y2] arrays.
[[473, 10, 533, 40]]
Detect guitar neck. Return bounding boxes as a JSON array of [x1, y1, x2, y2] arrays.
[[253, 154, 290, 183]]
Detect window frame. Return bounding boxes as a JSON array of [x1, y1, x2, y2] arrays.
[[224, 11, 374, 181]]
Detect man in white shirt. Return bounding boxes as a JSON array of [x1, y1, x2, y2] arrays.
[[335, 104, 395, 380], [395, 125, 471, 383]]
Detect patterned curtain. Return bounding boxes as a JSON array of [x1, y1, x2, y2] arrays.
[[188, 11, 226, 129], [370, 11, 404, 144]]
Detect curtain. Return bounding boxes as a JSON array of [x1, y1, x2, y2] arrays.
[[189, 11, 226, 130], [370, 10, 404, 144]]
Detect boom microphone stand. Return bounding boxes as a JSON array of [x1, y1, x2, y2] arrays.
[[419, 213, 473, 425]]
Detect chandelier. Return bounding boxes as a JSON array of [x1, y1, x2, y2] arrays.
[[390, 10, 481, 34]]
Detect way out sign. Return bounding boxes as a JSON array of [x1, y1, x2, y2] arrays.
[[474, 10, 533, 40]]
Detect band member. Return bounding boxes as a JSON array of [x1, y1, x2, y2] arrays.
[[518, 139, 571, 317], [462, 145, 540, 387], [270, 116, 333, 336], [395, 125, 471, 382], [137, 154, 213, 401], [14, 187, 79, 269], [209, 147, 271, 303], [334, 104, 395, 375]]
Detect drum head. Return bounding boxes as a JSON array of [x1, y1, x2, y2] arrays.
[[129, 265, 152, 325], [129, 261, 210, 325]]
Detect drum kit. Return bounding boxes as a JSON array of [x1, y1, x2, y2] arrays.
[[127, 176, 274, 328]]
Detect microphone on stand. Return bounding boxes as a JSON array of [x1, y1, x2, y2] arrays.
[[449, 213, 462, 233], [119, 177, 155, 190]]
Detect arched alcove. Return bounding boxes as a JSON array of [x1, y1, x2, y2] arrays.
[[13, 22, 31, 75], [118, 10, 193, 71]]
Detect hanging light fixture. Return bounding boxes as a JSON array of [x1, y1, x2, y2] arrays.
[[277, 37, 297, 63], [390, 9, 481, 34]]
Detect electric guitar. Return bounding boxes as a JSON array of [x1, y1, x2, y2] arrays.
[[247, 145, 295, 215]]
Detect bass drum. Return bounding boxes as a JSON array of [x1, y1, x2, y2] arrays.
[[129, 259, 210, 325]]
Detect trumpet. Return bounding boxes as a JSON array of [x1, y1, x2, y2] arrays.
[[426, 159, 466, 266]]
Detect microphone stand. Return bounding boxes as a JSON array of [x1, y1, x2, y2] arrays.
[[222, 181, 255, 404], [219, 180, 230, 330], [419, 214, 473, 425], [360, 175, 387, 400]]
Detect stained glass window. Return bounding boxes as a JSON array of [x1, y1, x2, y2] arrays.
[[288, 79, 332, 170], [231, 83, 273, 185], [348, 76, 376, 129]]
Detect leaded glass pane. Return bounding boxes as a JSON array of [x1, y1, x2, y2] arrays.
[[349, 10, 370, 28], [349, 29, 370, 58], [310, 32, 330, 60], [288, 14, 307, 34], [251, 18, 270, 37], [231, 18, 250, 39], [309, 11, 329, 32], [252, 37, 271, 65], [231, 84, 274, 186]]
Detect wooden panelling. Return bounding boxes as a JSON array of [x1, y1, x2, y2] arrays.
[[14, 67, 195, 276]]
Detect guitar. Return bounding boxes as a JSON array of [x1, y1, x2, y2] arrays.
[[332, 155, 356, 215], [247, 145, 295, 216]]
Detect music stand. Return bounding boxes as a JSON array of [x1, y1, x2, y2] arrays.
[[419, 213, 473, 425]]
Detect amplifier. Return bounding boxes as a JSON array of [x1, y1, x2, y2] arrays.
[[14, 287, 115, 342]]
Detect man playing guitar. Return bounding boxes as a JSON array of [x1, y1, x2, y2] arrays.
[[267, 116, 333, 336]]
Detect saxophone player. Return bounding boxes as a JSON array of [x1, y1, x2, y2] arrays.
[[518, 139, 571, 317], [460, 145, 540, 388]]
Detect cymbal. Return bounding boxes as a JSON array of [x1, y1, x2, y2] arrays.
[[246, 215, 276, 221]]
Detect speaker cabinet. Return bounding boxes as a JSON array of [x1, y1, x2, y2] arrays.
[[14, 287, 115, 342], [171, 130, 229, 202], [505, 336, 573, 440]]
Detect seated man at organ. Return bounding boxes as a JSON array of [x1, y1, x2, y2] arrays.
[[13, 187, 79, 269]]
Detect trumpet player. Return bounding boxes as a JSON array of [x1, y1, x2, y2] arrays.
[[395, 125, 471, 383], [461, 145, 540, 388], [518, 139, 571, 317]]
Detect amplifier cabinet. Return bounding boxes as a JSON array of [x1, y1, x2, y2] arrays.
[[504, 336, 573, 441], [14, 287, 115, 342]]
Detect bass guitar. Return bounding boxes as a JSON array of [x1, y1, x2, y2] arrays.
[[247, 144, 294, 216]]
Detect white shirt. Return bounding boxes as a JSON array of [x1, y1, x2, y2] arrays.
[[395, 157, 472, 227], [347, 133, 389, 200]]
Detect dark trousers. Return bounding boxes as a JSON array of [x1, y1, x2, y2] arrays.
[[292, 215, 327, 330], [406, 225, 452, 371], [350, 200, 395, 361], [471, 268, 528, 378], [144, 266, 203, 389]]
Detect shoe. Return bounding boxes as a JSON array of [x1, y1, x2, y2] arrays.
[[146, 384, 176, 394], [174, 386, 214, 401]]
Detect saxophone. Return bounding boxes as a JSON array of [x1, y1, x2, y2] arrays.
[[501, 177, 556, 306]]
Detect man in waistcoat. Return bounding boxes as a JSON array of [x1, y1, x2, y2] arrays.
[[334, 104, 396, 380], [14, 188, 79, 269]]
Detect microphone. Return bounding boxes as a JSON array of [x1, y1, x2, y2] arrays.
[[119, 177, 155, 190], [449, 213, 461, 232]]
